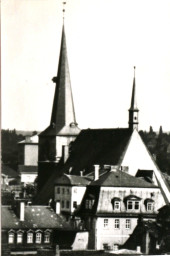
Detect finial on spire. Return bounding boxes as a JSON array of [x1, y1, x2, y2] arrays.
[[62, 1, 66, 21], [134, 66, 136, 77]]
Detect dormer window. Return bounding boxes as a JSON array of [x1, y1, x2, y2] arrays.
[[124, 195, 141, 211], [35, 231, 42, 244], [44, 232, 50, 243], [111, 198, 121, 210], [8, 231, 15, 244], [144, 198, 154, 212], [17, 233, 23, 244], [27, 232, 33, 243]]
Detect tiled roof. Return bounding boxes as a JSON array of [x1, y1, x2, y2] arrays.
[[1, 164, 19, 178], [54, 174, 92, 186], [2, 205, 72, 230], [90, 170, 157, 188], [19, 165, 38, 173], [65, 128, 132, 175]]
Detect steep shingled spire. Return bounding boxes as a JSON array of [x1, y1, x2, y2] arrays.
[[128, 67, 139, 131], [41, 24, 80, 136]]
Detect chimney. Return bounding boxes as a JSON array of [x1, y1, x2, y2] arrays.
[[80, 171, 84, 177], [94, 165, 100, 181], [56, 201, 61, 214], [20, 201, 25, 221], [55, 245, 60, 256], [25, 136, 31, 143], [62, 145, 69, 163]]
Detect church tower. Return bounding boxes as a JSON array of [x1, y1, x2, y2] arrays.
[[128, 66, 139, 131], [38, 23, 80, 191]]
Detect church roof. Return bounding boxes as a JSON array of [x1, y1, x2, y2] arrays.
[[40, 25, 80, 137], [65, 128, 132, 175]]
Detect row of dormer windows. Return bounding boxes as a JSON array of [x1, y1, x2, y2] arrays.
[[8, 230, 51, 244], [85, 198, 154, 212]]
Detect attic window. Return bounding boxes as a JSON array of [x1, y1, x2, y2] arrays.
[[36, 233, 42, 244], [27, 232, 33, 244], [44, 232, 50, 243], [144, 198, 154, 211], [17, 233, 23, 244], [124, 195, 141, 211], [111, 198, 121, 210], [8, 232, 15, 244]]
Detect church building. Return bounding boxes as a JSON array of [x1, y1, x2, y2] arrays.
[[35, 18, 170, 208]]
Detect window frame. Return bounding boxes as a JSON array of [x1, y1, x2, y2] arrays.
[[127, 200, 140, 210], [27, 232, 34, 244], [114, 201, 120, 210], [35, 232, 42, 244], [8, 232, 15, 244], [44, 232, 50, 243], [147, 202, 154, 211], [104, 218, 109, 228], [114, 219, 120, 229], [17, 233, 23, 244], [125, 219, 131, 229]]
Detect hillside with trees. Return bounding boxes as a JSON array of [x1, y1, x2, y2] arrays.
[[1, 127, 170, 176]]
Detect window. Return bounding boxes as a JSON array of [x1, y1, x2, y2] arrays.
[[147, 202, 154, 211], [73, 201, 77, 209], [125, 219, 131, 229], [27, 232, 33, 243], [134, 201, 139, 210], [62, 200, 65, 208], [57, 187, 60, 194], [36, 233, 42, 244], [114, 201, 120, 210], [66, 201, 70, 209], [67, 188, 69, 194], [127, 200, 140, 210], [104, 219, 108, 228], [62, 188, 65, 194], [8, 233, 15, 244], [85, 199, 94, 209], [17, 233, 23, 244], [114, 219, 120, 229], [44, 233, 50, 243]]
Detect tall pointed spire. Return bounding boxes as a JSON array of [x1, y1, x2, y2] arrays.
[[128, 66, 139, 131]]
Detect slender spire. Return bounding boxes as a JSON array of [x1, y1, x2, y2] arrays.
[[130, 66, 138, 110], [50, 24, 79, 135], [128, 66, 139, 131]]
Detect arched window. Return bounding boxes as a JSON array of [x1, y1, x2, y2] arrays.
[[144, 198, 154, 211], [35, 232, 42, 244], [8, 231, 15, 244], [111, 198, 121, 210], [27, 232, 33, 243]]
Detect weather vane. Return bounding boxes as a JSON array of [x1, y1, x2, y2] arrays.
[[62, 1, 67, 20]]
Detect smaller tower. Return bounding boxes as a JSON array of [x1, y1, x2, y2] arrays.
[[128, 66, 139, 131]]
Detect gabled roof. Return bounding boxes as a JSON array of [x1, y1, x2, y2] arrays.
[[54, 174, 92, 186], [2, 205, 72, 230], [65, 128, 132, 175], [18, 165, 38, 174], [90, 170, 157, 188]]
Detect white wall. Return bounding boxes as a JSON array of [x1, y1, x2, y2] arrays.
[[24, 144, 38, 165], [121, 129, 170, 203]]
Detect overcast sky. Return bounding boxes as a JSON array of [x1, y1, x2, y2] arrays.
[[2, 0, 170, 132]]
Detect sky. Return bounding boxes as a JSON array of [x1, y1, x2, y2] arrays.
[[2, 0, 170, 132]]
